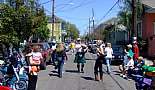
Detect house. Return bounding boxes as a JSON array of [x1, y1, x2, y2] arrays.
[[48, 16, 62, 43], [95, 17, 128, 45], [141, 0, 155, 57]]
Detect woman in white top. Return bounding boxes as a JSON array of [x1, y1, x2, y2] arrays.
[[104, 43, 113, 74]]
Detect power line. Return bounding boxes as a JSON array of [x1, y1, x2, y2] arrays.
[[57, 15, 89, 20], [96, 0, 120, 25], [40, 0, 51, 5], [56, 0, 94, 13], [55, 0, 75, 7]]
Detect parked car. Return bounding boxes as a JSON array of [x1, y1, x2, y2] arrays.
[[28, 43, 52, 70], [112, 45, 124, 62], [87, 41, 97, 54]]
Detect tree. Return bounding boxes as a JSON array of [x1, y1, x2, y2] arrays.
[[60, 21, 79, 40], [0, 0, 50, 45], [0, 4, 19, 44], [66, 23, 79, 39], [118, 0, 143, 38]]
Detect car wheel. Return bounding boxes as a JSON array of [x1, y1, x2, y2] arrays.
[[15, 80, 28, 90]]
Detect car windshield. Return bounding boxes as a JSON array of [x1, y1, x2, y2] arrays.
[[113, 46, 123, 53]]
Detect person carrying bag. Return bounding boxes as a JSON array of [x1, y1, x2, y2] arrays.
[[26, 45, 43, 90], [94, 43, 105, 81]]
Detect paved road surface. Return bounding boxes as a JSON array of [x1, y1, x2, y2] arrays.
[[37, 52, 137, 90]]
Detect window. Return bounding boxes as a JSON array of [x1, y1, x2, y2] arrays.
[[137, 21, 142, 37], [153, 22, 155, 35]]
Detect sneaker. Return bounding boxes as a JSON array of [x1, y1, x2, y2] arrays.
[[81, 69, 84, 73], [123, 75, 127, 79], [107, 72, 110, 74], [127, 78, 132, 81], [62, 71, 65, 74], [55, 66, 58, 69], [81, 71, 84, 73], [78, 69, 80, 73], [120, 74, 123, 77]]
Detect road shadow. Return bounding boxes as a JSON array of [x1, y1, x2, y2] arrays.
[[113, 70, 122, 76], [85, 58, 95, 60], [51, 70, 58, 73], [102, 71, 107, 74], [49, 73, 58, 77], [67, 53, 74, 55], [65, 70, 79, 73], [81, 76, 94, 81], [113, 70, 121, 74]]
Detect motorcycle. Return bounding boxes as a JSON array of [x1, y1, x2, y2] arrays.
[[0, 49, 28, 90]]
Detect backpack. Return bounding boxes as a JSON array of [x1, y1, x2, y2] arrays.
[[56, 51, 65, 62]]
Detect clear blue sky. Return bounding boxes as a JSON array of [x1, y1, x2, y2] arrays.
[[39, 0, 121, 35]]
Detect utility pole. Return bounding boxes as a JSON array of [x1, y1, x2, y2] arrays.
[[88, 18, 91, 41], [132, 0, 137, 38], [52, 0, 55, 41], [92, 8, 95, 40]]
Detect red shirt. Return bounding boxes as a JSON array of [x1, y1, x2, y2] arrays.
[[133, 44, 139, 60]]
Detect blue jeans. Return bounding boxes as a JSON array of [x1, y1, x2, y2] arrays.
[[105, 58, 111, 73], [57, 61, 64, 78], [51, 52, 56, 65]]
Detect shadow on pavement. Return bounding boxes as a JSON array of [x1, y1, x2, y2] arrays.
[[67, 53, 74, 55], [113, 70, 122, 76], [81, 76, 94, 81], [85, 58, 95, 60], [65, 70, 79, 73], [113, 70, 121, 74], [51, 70, 58, 73], [49, 73, 58, 77]]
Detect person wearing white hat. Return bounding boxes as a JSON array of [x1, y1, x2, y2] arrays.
[[127, 44, 134, 59]]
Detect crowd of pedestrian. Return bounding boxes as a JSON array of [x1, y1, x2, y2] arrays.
[[1, 37, 155, 90]]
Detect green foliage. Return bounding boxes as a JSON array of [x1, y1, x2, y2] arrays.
[[60, 21, 79, 39], [0, 0, 49, 45], [118, 0, 143, 31], [66, 23, 79, 39]]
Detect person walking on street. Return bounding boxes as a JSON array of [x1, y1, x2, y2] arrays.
[[51, 41, 57, 66], [104, 43, 113, 74], [70, 41, 75, 54], [74, 39, 87, 73], [26, 45, 43, 90], [94, 42, 104, 81], [55, 43, 68, 78]]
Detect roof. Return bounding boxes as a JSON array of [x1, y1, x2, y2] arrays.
[[142, 0, 155, 8]]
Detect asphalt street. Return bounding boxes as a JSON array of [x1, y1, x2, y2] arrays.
[[37, 52, 137, 90]]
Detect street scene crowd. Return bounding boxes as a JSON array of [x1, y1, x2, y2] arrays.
[[1, 0, 155, 90], [0, 38, 155, 90]]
